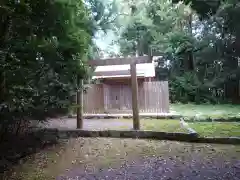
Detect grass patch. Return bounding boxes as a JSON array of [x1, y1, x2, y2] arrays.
[[189, 122, 240, 137], [5, 138, 240, 180], [171, 103, 240, 120], [140, 119, 188, 133], [119, 119, 188, 133]]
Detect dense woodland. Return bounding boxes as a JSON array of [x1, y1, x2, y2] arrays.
[[0, 0, 239, 136], [111, 0, 240, 104]]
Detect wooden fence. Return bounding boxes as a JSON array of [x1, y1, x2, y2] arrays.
[[83, 81, 169, 114], [139, 81, 169, 113], [83, 84, 104, 114]]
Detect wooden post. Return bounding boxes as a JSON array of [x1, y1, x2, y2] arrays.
[[130, 63, 140, 130], [77, 78, 83, 129]]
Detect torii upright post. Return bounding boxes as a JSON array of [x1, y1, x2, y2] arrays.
[[130, 62, 140, 130], [76, 78, 83, 129]]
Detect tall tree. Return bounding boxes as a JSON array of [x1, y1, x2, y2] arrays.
[[0, 0, 93, 134], [115, 0, 240, 103]]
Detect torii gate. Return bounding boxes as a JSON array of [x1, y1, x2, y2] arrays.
[[76, 55, 152, 130]]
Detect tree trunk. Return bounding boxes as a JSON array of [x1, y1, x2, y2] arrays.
[[188, 12, 194, 71], [0, 16, 12, 102], [0, 71, 5, 102]]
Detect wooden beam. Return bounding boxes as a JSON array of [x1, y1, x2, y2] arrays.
[[94, 70, 130, 77], [76, 79, 83, 129], [94, 70, 147, 77], [130, 63, 140, 130], [89, 56, 151, 66]]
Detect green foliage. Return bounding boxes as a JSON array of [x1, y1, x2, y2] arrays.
[[116, 0, 240, 104], [170, 72, 217, 103], [86, 0, 118, 33], [173, 0, 222, 18], [0, 0, 93, 135]]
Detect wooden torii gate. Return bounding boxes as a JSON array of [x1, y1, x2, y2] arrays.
[[76, 55, 152, 130]]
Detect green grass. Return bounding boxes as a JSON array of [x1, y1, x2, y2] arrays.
[[119, 119, 188, 133], [171, 103, 240, 120], [189, 122, 240, 137], [170, 103, 240, 137], [140, 119, 188, 133]]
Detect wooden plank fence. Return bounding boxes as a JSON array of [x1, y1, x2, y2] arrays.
[[140, 81, 169, 113], [83, 81, 169, 114], [83, 84, 104, 114]]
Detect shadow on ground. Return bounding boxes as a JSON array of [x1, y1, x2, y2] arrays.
[[0, 130, 59, 178]]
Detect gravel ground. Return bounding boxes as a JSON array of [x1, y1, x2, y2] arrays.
[[57, 156, 240, 180], [8, 138, 240, 180], [37, 118, 133, 130], [55, 138, 240, 180], [32, 119, 240, 180]]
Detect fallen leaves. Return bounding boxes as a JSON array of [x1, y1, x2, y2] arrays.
[[6, 138, 240, 180]]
